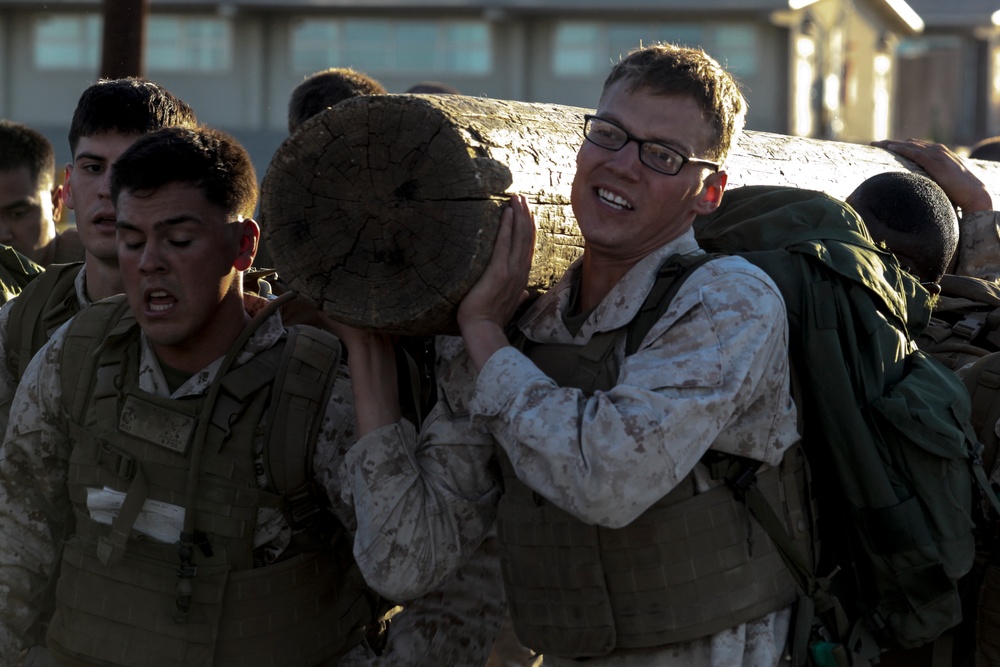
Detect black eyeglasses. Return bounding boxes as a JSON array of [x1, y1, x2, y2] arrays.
[[582, 115, 721, 176]]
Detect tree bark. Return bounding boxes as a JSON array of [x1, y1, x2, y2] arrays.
[[260, 93, 1000, 335]]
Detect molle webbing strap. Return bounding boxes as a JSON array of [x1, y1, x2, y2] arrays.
[[215, 551, 373, 664], [965, 356, 1000, 481], [175, 292, 295, 620], [60, 295, 137, 428], [626, 252, 718, 356], [263, 325, 342, 530], [496, 451, 808, 656], [7, 261, 83, 381]]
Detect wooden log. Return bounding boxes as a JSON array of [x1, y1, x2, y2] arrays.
[[259, 93, 1000, 335]]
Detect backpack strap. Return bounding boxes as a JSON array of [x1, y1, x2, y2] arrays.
[[9, 262, 84, 381], [962, 353, 1000, 478], [625, 252, 719, 356], [263, 323, 342, 531]]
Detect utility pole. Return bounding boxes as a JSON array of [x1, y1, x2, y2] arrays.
[[100, 0, 149, 79]]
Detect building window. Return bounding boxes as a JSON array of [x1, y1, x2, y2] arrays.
[[34, 14, 101, 70], [33, 13, 230, 72], [553, 22, 758, 78], [148, 17, 231, 72], [291, 18, 491, 75]]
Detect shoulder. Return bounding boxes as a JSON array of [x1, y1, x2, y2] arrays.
[[682, 254, 785, 310]]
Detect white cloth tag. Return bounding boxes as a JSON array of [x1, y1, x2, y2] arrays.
[[86, 486, 185, 544]]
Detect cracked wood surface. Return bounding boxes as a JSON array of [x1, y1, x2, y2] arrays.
[[260, 93, 1000, 335]]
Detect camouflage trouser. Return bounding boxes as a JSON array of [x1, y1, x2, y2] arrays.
[[22, 647, 62, 667], [980, 561, 1000, 666]]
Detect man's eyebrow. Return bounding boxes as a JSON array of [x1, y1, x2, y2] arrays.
[[0, 198, 34, 210], [116, 215, 203, 231], [74, 151, 107, 163]]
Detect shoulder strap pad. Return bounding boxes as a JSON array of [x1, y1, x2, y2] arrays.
[[59, 295, 136, 426], [7, 262, 84, 381], [625, 252, 718, 356], [264, 324, 343, 527]]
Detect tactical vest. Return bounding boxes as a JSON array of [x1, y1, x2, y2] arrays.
[[45, 295, 375, 667], [918, 273, 1000, 373], [496, 257, 814, 658], [0, 242, 43, 305], [5, 261, 82, 382]]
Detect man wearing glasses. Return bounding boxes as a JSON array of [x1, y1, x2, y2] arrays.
[[338, 43, 803, 666]]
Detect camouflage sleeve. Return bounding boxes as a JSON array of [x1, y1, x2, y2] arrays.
[[0, 329, 72, 660], [339, 532, 505, 667], [0, 300, 17, 441], [471, 265, 795, 529], [339, 350, 501, 602], [955, 210, 1000, 281]]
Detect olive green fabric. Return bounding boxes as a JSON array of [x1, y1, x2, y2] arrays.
[[5, 261, 82, 383], [0, 243, 43, 304], [918, 273, 1000, 373], [695, 185, 982, 656], [496, 255, 812, 657], [47, 295, 375, 666]]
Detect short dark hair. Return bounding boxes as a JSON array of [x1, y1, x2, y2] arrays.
[[405, 81, 460, 95], [0, 120, 55, 189], [111, 126, 258, 220], [847, 171, 958, 283], [68, 78, 197, 156], [601, 43, 747, 163], [969, 136, 1000, 162], [287, 67, 386, 133]]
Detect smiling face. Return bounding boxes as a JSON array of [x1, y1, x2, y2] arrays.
[[116, 181, 258, 373], [0, 166, 58, 264], [64, 131, 144, 263], [571, 81, 727, 270]]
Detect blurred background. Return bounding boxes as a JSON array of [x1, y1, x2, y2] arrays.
[[0, 0, 995, 178]]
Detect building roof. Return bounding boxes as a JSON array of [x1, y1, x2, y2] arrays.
[[0, 0, 924, 32], [904, 0, 999, 29]]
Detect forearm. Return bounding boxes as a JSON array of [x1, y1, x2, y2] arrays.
[[344, 333, 401, 435], [343, 414, 499, 601], [474, 270, 794, 528]]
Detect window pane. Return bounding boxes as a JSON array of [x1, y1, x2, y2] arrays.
[[34, 15, 100, 70], [292, 20, 341, 72], [553, 21, 757, 79], [290, 18, 490, 75], [553, 23, 601, 76], [148, 16, 231, 72], [344, 20, 390, 70], [395, 22, 437, 70]]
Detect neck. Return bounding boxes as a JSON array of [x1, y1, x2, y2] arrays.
[[578, 252, 638, 313], [152, 294, 251, 375], [35, 239, 57, 268], [83, 252, 123, 302]]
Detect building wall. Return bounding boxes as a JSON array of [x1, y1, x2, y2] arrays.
[[0, 2, 912, 175]]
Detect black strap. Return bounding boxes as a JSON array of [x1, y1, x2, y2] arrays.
[[625, 252, 718, 356]]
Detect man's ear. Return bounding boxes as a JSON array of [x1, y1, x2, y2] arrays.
[[51, 185, 64, 225], [693, 170, 728, 216], [61, 164, 74, 211], [233, 219, 260, 272]]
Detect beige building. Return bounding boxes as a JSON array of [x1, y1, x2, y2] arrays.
[[896, 0, 1000, 149], [0, 0, 922, 173]]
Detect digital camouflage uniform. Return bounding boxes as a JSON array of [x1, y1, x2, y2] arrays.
[[345, 229, 801, 667], [0, 293, 504, 666], [954, 210, 1000, 281], [0, 263, 87, 439]]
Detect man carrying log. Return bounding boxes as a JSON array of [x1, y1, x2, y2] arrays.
[[338, 43, 806, 666]]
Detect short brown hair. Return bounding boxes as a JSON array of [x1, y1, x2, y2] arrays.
[[602, 43, 746, 163], [287, 67, 386, 134], [111, 126, 257, 220]]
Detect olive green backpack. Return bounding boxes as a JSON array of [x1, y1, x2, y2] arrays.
[[689, 185, 999, 666]]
